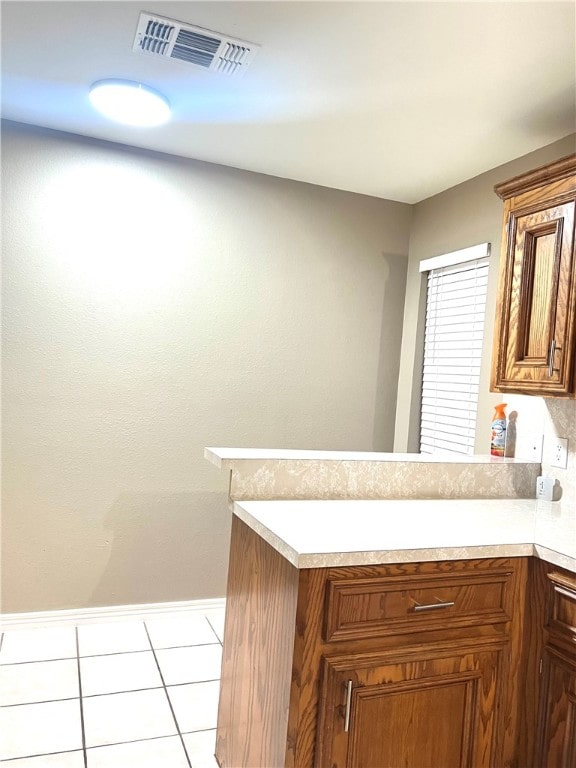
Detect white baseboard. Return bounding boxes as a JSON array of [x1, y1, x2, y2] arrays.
[[0, 597, 226, 631]]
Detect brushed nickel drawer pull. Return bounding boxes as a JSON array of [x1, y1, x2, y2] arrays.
[[344, 680, 353, 732], [413, 601, 455, 612]]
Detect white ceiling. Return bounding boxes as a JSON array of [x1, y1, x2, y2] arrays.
[[1, 1, 575, 203]]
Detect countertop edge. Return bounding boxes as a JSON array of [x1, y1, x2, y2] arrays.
[[232, 499, 575, 574], [533, 544, 576, 574], [295, 543, 537, 569], [206, 447, 540, 466], [233, 503, 301, 568]]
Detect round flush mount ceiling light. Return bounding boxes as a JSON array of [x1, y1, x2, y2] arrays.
[[89, 79, 171, 127]]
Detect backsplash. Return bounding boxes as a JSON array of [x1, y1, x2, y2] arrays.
[[502, 396, 575, 505], [228, 458, 539, 501], [542, 399, 576, 504]]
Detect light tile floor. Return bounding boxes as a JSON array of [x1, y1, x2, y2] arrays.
[[0, 609, 225, 767]]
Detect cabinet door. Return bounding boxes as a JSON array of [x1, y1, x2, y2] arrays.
[[493, 199, 576, 395], [315, 642, 505, 768], [537, 648, 576, 768]]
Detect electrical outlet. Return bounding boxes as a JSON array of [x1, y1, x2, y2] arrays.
[[550, 437, 568, 469]]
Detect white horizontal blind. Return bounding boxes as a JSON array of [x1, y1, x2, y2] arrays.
[[420, 255, 489, 455]]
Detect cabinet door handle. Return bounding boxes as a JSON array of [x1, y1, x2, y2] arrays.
[[413, 601, 455, 612], [548, 339, 561, 377], [344, 680, 353, 732]]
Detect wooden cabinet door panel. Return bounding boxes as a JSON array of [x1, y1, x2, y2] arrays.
[[496, 200, 576, 394], [315, 642, 504, 768], [547, 570, 576, 643], [346, 673, 478, 768], [537, 648, 576, 768]]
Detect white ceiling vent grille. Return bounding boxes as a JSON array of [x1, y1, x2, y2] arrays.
[[133, 12, 259, 76]]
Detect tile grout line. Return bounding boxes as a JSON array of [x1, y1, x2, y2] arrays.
[[0, 732, 218, 762], [0, 678, 222, 710], [143, 621, 193, 768], [205, 617, 223, 647], [0, 748, 85, 763], [79, 732, 193, 753], [0, 640, 221, 667], [0, 695, 81, 709], [82, 678, 219, 697], [75, 627, 88, 768], [0, 655, 81, 667]]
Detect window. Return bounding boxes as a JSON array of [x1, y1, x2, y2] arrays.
[[419, 244, 490, 455]]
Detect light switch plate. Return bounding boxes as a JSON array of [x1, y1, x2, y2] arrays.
[[536, 476, 555, 500]]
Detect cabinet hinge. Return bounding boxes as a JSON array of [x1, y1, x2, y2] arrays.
[[539, 657, 543, 675]]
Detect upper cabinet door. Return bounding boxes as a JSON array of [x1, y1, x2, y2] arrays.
[[491, 156, 576, 397]]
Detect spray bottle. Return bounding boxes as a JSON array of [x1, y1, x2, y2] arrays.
[[490, 403, 507, 457]]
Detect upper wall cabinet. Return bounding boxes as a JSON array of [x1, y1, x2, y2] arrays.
[[491, 155, 576, 397]]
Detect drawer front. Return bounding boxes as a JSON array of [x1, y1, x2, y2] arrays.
[[324, 569, 514, 642], [547, 571, 576, 641]]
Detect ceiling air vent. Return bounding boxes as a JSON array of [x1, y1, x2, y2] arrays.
[[133, 12, 259, 76]]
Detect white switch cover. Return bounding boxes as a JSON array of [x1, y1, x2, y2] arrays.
[[536, 476, 555, 500]]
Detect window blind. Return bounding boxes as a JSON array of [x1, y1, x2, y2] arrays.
[[419, 255, 489, 455]]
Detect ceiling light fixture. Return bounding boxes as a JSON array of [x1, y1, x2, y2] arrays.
[[89, 79, 171, 127]]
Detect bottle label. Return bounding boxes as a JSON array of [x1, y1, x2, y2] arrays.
[[491, 419, 506, 456]]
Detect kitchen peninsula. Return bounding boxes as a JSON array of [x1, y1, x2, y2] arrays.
[[206, 448, 576, 768]]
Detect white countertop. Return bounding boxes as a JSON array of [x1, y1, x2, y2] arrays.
[[205, 447, 536, 467], [233, 498, 576, 573]]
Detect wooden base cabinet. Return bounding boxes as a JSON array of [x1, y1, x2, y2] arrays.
[[216, 517, 528, 768], [536, 567, 576, 767], [538, 648, 576, 767]]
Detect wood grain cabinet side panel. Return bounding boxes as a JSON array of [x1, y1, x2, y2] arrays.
[[513, 557, 548, 768], [216, 516, 300, 768]]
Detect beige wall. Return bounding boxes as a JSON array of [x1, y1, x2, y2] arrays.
[[395, 134, 576, 504], [3, 120, 574, 615], [1, 120, 412, 613]]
